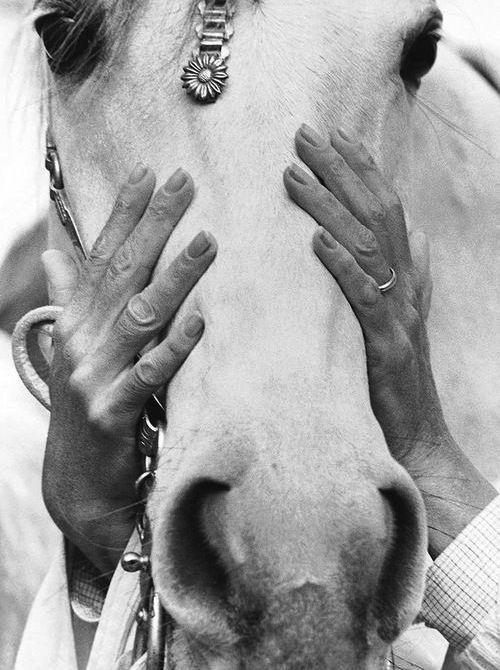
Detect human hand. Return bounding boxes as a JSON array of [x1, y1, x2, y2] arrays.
[[284, 125, 496, 556], [43, 165, 217, 574], [284, 124, 439, 464]]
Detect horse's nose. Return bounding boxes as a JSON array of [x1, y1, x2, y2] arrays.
[[150, 439, 254, 646], [150, 441, 427, 656]]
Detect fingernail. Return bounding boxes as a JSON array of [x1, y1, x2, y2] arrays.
[[287, 164, 312, 186], [188, 231, 211, 258], [184, 314, 204, 337], [164, 168, 188, 193], [128, 162, 148, 184], [338, 127, 356, 143], [300, 123, 327, 148], [319, 227, 337, 249]]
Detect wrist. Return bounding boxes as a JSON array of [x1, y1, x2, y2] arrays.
[[408, 435, 497, 558], [43, 477, 137, 574], [372, 351, 449, 463]]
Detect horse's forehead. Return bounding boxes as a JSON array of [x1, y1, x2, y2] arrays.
[[98, 0, 437, 33], [51, 0, 438, 250]]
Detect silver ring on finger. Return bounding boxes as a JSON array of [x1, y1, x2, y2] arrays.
[[378, 267, 397, 293]]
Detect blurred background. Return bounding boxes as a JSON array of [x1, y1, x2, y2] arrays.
[[442, 0, 500, 50]]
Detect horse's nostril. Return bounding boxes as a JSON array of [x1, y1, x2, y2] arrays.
[[167, 479, 230, 601], [373, 473, 427, 642], [152, 477, 241, 645]]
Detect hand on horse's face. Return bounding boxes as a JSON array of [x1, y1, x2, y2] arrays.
[[42, 166, 217, 575], [283, 125, 498, 558], [284, 125, 446, 472]]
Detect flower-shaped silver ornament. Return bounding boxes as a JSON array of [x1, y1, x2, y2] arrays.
[[181, 53, 228, 103]]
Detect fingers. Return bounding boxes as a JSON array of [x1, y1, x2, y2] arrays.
[[88, 164, 157, 270], [115, 312, 205, 413], [105, 231, 217, 366], [97, 168, 195, 311], [42, 249, 79, 307], [328, 127, 411, 264], [294, 124, 395, 262], [104, 169, 194, 294], [284, 163, 391, 286], [313, 227, 391, 335], [292, 124, 411, 267]]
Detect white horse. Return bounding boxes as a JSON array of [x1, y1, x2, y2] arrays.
[[5, 0, 500, 668]]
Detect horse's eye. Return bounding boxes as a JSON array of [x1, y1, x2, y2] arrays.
[[401, 21, 442, 88], [34, 10, 102, 77]]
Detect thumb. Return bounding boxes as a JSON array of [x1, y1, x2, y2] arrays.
[[42, 249, 79, 307], [409, 230, 432, 320]]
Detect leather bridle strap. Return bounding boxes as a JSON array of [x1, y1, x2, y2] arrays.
[[45, 130, 88, 261], [43, 128, 171, 668]]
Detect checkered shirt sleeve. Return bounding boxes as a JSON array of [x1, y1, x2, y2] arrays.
[[68, 543, 108, 623], [421, 495, 500, 652]]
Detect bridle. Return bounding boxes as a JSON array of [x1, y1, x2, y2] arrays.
[[16, 4, 236, 666], [45, 133, 173, 669]]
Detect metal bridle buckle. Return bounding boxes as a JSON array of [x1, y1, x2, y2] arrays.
[[44, 133, 88, 261], [43, 128, 172, 668], [45, 147, 64, 192], [120, 401, 172, 669]]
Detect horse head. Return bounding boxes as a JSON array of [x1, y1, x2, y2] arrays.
[[34, 0, 440, 666]]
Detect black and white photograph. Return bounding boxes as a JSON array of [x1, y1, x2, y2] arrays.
[[0, 0, 499, 668]]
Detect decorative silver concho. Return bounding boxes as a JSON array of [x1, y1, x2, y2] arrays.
[[181, 53, 228, 103], [181, 0, 233, 104]]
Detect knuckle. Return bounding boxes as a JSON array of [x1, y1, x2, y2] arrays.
[[125, 293, 158, 327], [68, 364, 93, 401], [88, 249, 108, 267], [368, 202, 387, 227], [112, 191, 136, 218], [134, 357, 161, 390], [147, 193, 182, 221], [87, 398, 113, 435], [165, 336, 189, 361], [88, 237, 112, 267], [146, 197, 169, 220], [108, 240, 135, 277], [359, 278, 381, 308], [326, 154, 345, 175], [355, 230, 379, 258], [336, 251, 358, 274]]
